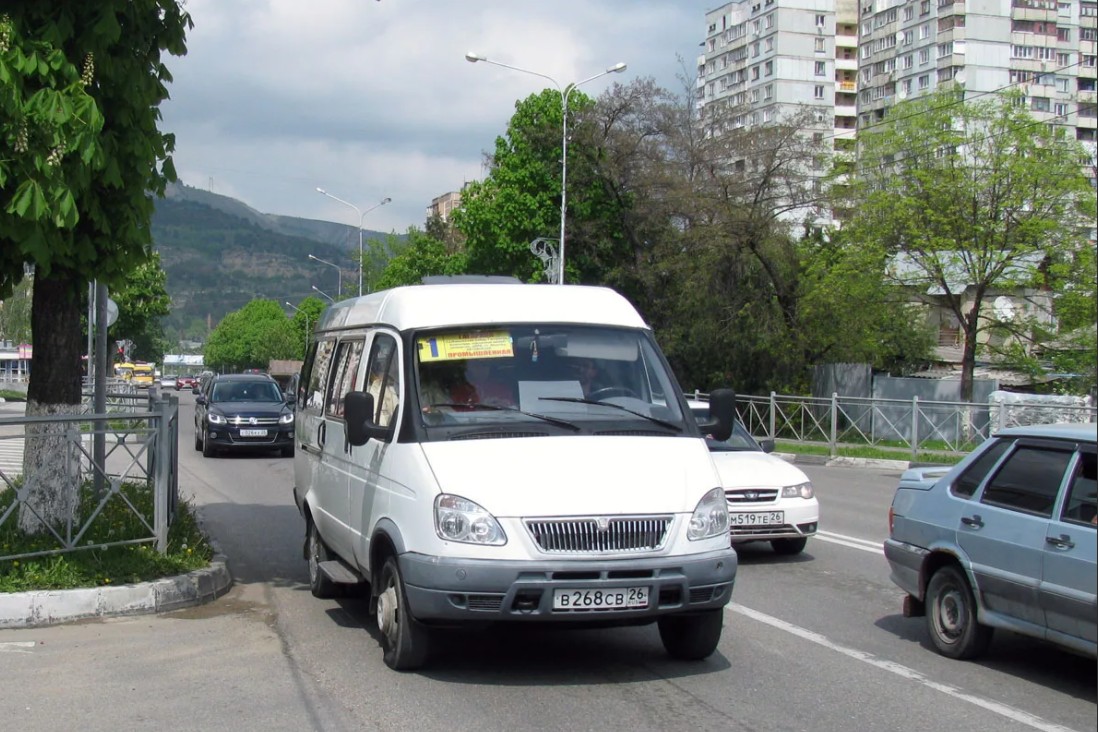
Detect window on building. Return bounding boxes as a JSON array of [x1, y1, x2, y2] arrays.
[[904, 5, 914, 20], [1054, 102, 1070, 116], [815, 84, 825, 99], [765, 37, 774, 51], [816, 13, 826, 26], [816, 37, 826, 53], [920, 0, 930, 14], [1031, 96, 1051, 112], [903, 29, 914, 45], [765, 13, 774, 28], [1057, 52, 1073, 66], [919, 74, 930, 89], [815, 60, 827, 76], [764, 84, 773, 100], [903, 54, 914, 69], [752, 65, 760, 80], [765, 60, 773, 76], [902, 78, 913, 95], [920, 47, 931, 64], [920, 23, 930, 39], [1083, 28, 1098, 41]]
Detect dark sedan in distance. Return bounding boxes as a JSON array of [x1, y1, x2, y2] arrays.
[[194, 373, 295, 458]]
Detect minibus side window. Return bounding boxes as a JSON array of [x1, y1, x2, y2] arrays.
[[365, 334, 400, 427], [326, 339, 365, 419], [304, 339, 335, 412]]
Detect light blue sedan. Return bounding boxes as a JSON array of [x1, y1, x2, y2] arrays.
[[885, 423, 1096, 660]]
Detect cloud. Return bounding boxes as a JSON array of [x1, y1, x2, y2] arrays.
[[161, 0, 708, 233]]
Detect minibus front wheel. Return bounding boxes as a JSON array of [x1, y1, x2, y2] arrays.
[[376, 556, 430, 671]]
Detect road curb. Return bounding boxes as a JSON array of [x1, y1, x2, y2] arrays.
[[0, 553, 232, 629], [773, 452, 912, 470]]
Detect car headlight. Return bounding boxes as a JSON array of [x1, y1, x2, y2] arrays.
[[782, 482, 814, 499], [207, 412, 227, 425], [434, 494, 507, 545], [688, 487, 730, 541], [279, 412, 294, 424]]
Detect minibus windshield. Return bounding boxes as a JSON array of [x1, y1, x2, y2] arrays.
[[413, 325, 685, 429]]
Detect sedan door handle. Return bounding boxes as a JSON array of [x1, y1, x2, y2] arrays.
[[1046, 534, 1075, 549], [960, 514, 983, 529]]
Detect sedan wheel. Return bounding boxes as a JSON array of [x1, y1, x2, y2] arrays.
[[925, 565, 992, 659]]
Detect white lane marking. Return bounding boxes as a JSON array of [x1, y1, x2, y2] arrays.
[[815, 530, 884, 554], [728, 603, 1080, 732], [0, 641, 36, 654]]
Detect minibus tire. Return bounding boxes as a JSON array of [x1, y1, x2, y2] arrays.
[[307, 520, 339, 599], [376, 556, 430, 670], [658, 609, 723, 660]]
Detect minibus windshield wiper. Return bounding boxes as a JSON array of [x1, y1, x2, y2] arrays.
[[535, 397, 682, 432], [423, 403, 580, 431]]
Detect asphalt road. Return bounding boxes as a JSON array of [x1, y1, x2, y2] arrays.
[[2, 392, 1094, 732]]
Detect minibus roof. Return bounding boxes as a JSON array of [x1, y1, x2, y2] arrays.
[[313, 284, 649, 333]]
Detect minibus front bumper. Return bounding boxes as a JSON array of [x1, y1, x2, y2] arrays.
[[399, 548, 737, 623]]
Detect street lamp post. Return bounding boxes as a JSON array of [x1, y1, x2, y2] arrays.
[[316, 188, 392, 296], [285, 301, 311, 354], [465, 52, 627, 285], [310, 285, 335, 303], [307, 254, 342, 298]]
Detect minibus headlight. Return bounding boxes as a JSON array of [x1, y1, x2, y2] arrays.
[[687, 487, 730, 541], [434, 494, 507, 546]]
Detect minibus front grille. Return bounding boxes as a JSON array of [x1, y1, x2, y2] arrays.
[[525, 516, 672, 553]]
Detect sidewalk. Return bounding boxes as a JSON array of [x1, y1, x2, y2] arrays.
[[2, 396, 232, 627]]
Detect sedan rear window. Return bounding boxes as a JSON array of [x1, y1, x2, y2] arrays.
[[951, 439, 1009, 498], [980, 445, 1072, 517]]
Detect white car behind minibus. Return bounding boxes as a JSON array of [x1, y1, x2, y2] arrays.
[[292, 279, 739, 670]]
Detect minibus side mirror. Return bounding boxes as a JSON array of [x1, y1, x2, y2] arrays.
[[696, 388, 736, 443], [345, 391, 391, 446]]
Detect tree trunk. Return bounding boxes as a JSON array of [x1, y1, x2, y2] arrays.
[[18, 270, 85, 535], [960, 309, 979, 404]]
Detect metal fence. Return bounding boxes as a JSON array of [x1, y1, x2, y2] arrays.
[[0, 391, 179, 563], [690, 390, 1097, 459]]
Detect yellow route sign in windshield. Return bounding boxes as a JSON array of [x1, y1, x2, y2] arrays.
[[417, 331, 514, 362]]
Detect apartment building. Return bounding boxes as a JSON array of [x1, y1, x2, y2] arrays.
[[697, 0, 859, 228], [426, 190, 462, 223], [858, 0, 1097, 146], [699, 0, 1097, 156], [698, 1, 860, 147]]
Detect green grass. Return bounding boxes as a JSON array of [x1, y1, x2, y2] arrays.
[[0, 389, 26, 402], [774, 439, 964, 466], [0, 481, 214, 592]]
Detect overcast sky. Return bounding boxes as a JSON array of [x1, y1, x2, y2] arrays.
[[160, 0, 713, 234]]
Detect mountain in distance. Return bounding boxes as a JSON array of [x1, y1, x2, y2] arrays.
[[152, 183, 395, 340]]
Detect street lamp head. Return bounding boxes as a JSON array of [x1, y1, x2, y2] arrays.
[[381, 197, 392, 205], [465, 51, 483, 63], [315, 187, 326, 195], [607, 62, 627, 74]]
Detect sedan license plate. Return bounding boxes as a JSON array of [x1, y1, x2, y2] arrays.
[[730, 511, 784, 526], [553, 587, 649, 611], [239, 429, 268, 437]]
